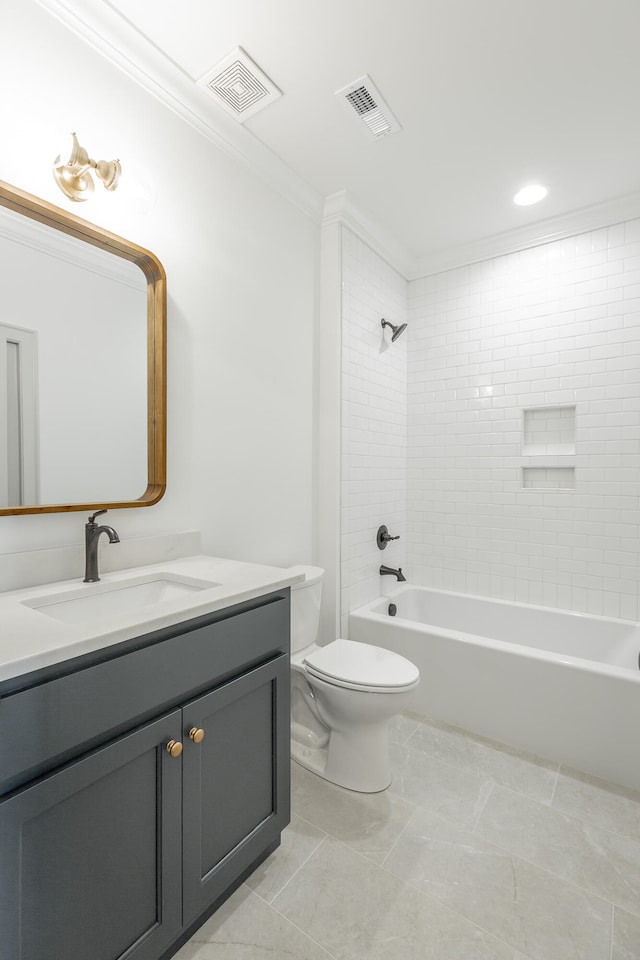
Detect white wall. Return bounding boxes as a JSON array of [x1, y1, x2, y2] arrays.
[[0, 1, 317, 567], [340, 229, 408, 635], [408, 222, 640, 620]]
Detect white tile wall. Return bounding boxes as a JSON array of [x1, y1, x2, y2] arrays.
[[407, 220, 640, 620], [340, 229, 408, 635], [341, 220, 640, 625]]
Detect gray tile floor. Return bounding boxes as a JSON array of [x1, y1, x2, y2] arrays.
[[173, 713, 640, 960]]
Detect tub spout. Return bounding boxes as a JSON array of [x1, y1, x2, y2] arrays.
[[380, 564, 406, 582]]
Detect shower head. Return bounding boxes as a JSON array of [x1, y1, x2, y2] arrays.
[[381, 318, 407, 342]]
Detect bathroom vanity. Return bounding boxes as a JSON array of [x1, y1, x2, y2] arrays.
[[0, 180, 296, 958], [0, 555, 299, 960]]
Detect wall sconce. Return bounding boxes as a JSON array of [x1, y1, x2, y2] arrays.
[[53, 132, 121, 202]]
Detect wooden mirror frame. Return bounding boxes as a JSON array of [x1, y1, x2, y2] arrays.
[[0, 179, 166, 516]]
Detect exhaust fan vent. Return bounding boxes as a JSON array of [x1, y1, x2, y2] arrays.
[[197, 47, 281, 122], [336, 75, 401, 140]]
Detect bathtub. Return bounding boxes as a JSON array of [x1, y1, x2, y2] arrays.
[[348, 585, 640, 792]]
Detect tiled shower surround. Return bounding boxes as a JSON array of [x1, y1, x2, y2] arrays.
[[341, 221, 640, 625]]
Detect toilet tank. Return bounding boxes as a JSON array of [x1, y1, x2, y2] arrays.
[[288, 565, 324, 654]]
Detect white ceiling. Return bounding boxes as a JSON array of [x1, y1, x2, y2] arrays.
[[41, 0, 640, 272]]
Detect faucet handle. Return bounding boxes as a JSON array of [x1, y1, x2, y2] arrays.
[[87, 509, 107, 524], [376, 525, 400, 550]]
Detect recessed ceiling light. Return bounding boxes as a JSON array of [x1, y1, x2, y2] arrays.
[[514, 184, 548, 206]]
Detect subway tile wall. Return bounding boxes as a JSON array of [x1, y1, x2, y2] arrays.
[[407, 220, 640, 619], [341, 229, 408, 635]]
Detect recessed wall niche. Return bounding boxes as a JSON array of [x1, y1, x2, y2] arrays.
[[521, 405, 576, 491], [522, 467, 576, 490], [522, 406, 576, 455]]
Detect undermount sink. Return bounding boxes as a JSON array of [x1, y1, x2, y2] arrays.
[[22, 574, 220, 625]]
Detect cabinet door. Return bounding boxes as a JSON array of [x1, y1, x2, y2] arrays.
[[182, 654, 290, 924], [0, 711, 183, 960]]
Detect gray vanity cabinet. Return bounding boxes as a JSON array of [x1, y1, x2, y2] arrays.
[[0, 711, 184, 960], [0, 590, 291, 960], [182, 654, 289, 926]]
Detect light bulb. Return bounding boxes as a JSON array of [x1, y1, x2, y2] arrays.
[[53, 132, 77, 167], [514, 184, 548, 206]]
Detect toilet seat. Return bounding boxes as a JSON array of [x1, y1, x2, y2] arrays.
[[303, 638, 419, 693]]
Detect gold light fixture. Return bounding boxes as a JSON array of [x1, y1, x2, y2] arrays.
[[53, 132, 121, 202]]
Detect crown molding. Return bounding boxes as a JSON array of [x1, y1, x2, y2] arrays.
[[410, 191, 640, 278], [34, 1, 640, 279], [35, 0, 324, 225], [321, 188, 640, 284], [322, 191, 414, 280]]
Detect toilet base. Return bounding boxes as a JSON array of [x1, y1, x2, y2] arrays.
[[291, 719, 392, 793]]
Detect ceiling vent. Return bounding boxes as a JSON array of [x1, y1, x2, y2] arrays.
[[197, 47, 281, 122], [335, 75, 402, 140]]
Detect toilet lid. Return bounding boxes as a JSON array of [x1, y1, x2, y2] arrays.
[[303, 639, 419, 690]]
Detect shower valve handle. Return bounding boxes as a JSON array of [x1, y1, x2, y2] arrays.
[[376, 525, 400, 550]]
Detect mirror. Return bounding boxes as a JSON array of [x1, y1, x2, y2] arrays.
[[0, 179, 166, 515]]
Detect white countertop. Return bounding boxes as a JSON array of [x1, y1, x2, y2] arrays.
[[0, 555, 303, 683]]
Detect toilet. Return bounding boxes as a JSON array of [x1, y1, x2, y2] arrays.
[[289, 565, 420, 793]]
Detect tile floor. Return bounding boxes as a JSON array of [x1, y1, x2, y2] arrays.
[[173, 713, 640, 960]]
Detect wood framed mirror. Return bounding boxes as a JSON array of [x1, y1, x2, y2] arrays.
[[0, 179, 166, 515]]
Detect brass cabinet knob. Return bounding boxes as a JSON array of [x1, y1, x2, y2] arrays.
[[165, 739, 183, 758], [189, 727, 205, 744]]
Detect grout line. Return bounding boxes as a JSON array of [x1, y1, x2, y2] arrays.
[[388, 836, 618, 957], [407, 711, 640, 841], [382, 849, 537, 960], [548, 764, 640, 844], [379, 803, 419, 868], [464, 782, 640, 914], [244, 884, 338, 959], [383, 740, 635, 925], [264, 827, 328, 904], [463, 810, 624, 920], [470, 780, 494, 832], [548, 764, 561, 806], [430, 902, 531, 960], [272, 825, 530, 959], [610, 904, 615, 960]]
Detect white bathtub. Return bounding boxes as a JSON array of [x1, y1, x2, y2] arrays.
[[348, 585, 640, 792]]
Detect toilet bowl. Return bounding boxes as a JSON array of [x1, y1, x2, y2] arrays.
[[289, 565, 420, 793]]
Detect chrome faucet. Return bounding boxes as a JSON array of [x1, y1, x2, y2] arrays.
[[379, 564, 406, 582], [84, 510, 120, 582]]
